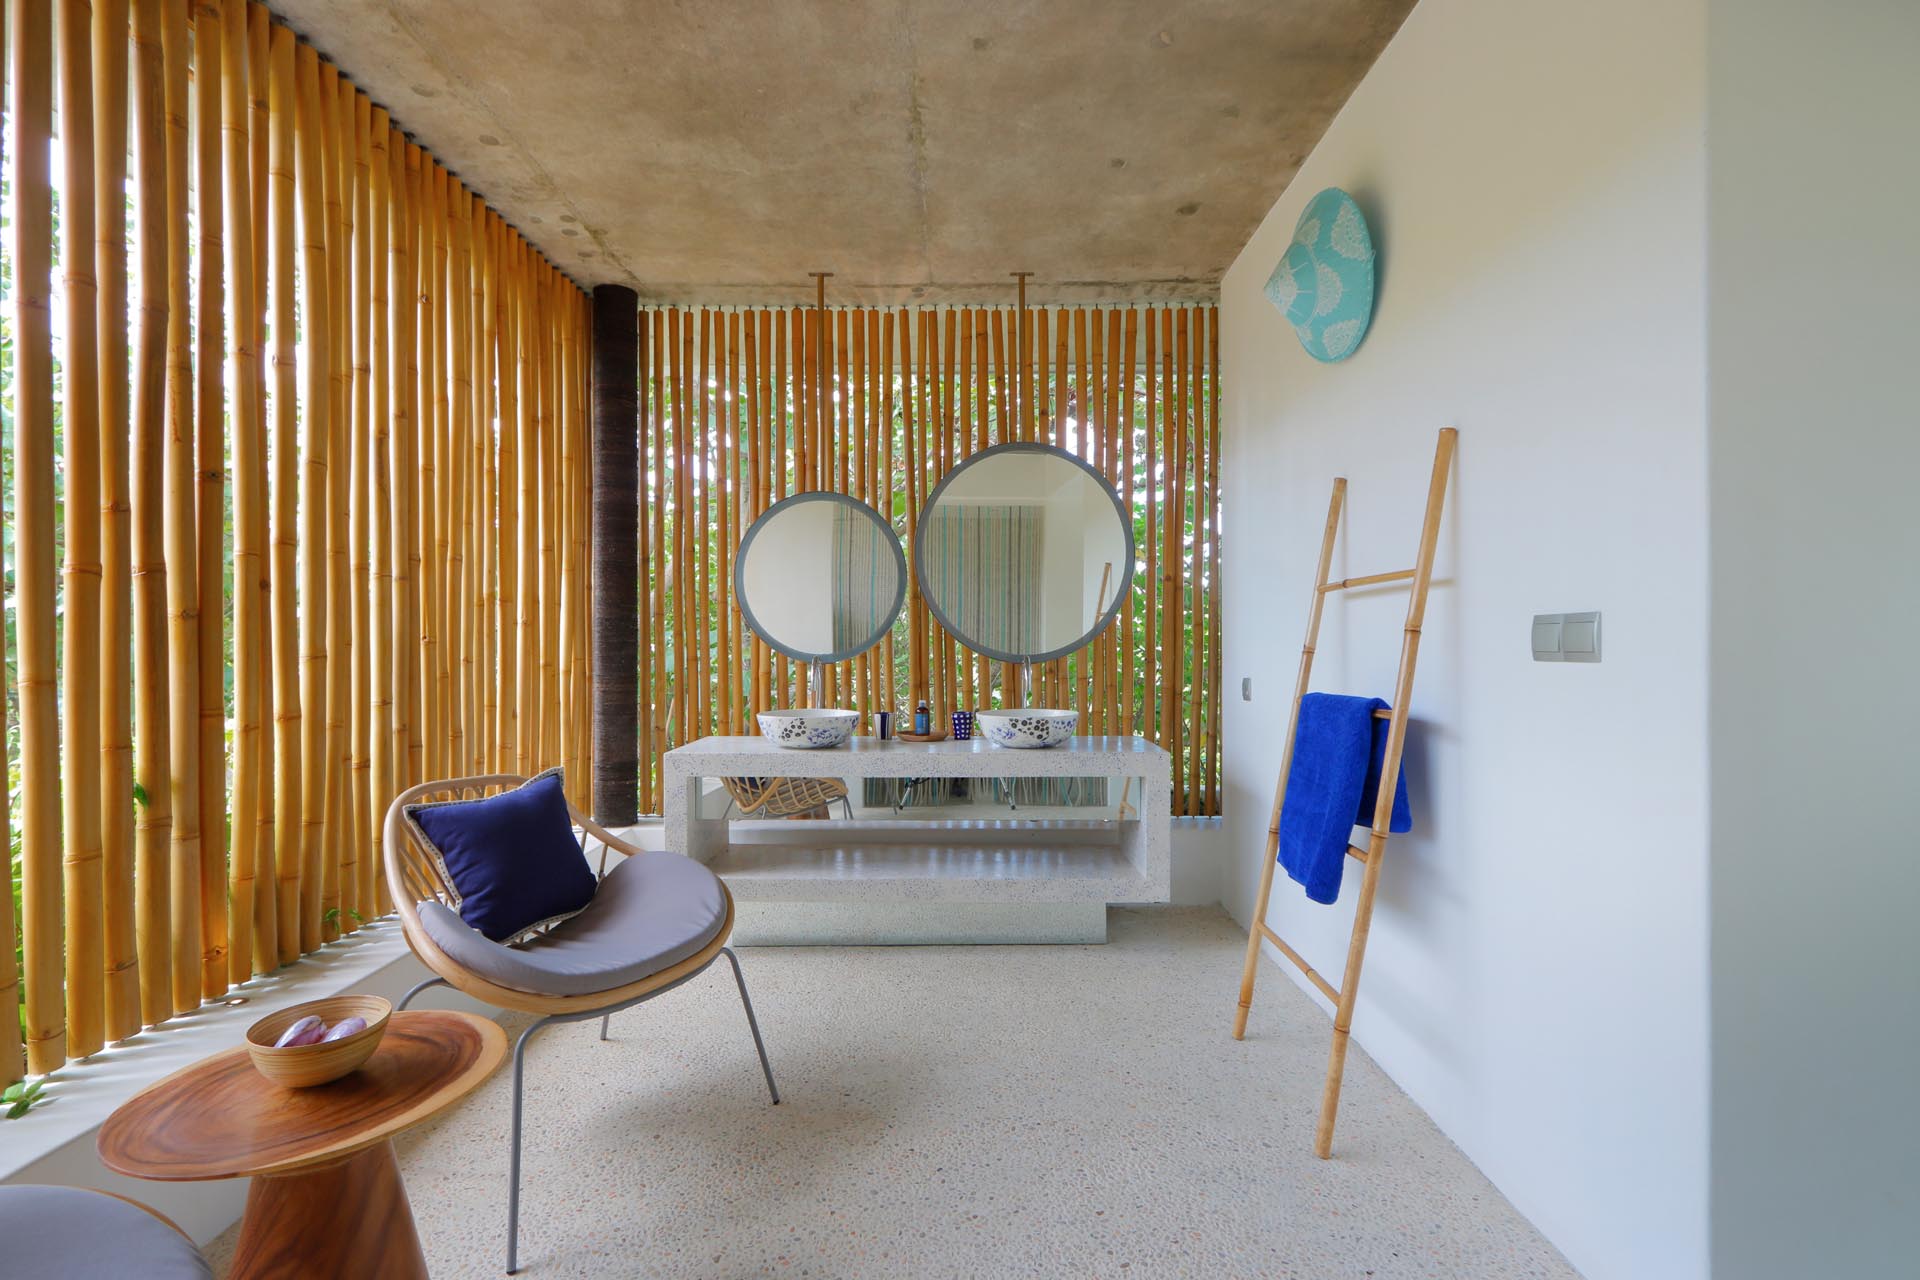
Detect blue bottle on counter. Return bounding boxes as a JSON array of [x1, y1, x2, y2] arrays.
[[914, 699, 930, 735]]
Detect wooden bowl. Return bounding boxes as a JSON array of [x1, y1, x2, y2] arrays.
[[245, 995, 392, 1088]]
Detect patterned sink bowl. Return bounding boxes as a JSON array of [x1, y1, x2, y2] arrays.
[[757, 709, 859, 749], [975, 709, 1078, 749]]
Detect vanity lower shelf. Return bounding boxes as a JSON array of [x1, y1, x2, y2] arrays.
[[711, 823, 1153, 902]]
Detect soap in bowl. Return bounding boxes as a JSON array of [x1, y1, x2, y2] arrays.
[[757, 708, 859, 749], [245, 994, 392, 1088], [975, 709, 1078, 749]]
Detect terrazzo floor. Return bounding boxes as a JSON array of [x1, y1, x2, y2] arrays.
[[206, 907, 1580, 1279]]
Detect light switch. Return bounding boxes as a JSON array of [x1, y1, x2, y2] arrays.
[[1533, 612, 1601, 663], [1562, 612, 1601, 662], [1531, 615, 1563, 662], [1242, 677, 1253, 702]]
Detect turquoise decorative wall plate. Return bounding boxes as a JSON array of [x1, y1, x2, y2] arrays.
[[1263, 187, 1376, 362]]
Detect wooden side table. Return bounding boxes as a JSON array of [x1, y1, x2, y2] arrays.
[[99, 1010, 506, 1280]]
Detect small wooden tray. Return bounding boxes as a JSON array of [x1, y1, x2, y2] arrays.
[[894, 729, 949, 743]]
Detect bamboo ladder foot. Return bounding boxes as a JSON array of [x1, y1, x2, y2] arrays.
[[1231, 427, 1456, 1161]]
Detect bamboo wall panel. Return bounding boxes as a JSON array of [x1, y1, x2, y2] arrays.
[[1, 10, 590, 1084], [633, 304, 1221, 820]]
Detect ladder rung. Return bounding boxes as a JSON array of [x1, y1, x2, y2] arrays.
[[1257, 922, 1340, 1003], [1371, 708, 1393, 720], [1346, 842, 1371, 863], [1320, 568, 1416, 593]]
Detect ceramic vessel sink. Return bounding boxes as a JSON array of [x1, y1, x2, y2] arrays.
[[975, 709, 1078, 749], [757, 708, 859, 749]]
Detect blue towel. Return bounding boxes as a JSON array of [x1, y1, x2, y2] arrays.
[[1277, 694, 1414, 904]]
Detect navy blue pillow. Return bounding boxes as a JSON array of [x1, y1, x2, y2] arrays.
[[405, 769, 597, 942]]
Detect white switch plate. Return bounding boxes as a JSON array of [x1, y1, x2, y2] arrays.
[[1533, 612, 1602, 663]]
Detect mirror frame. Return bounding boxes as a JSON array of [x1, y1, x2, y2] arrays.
[[733, 490, 908, 665], [913, 441, 1136, 667]]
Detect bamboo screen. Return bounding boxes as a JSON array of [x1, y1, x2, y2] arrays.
[[634, 303, 1221, 820], [2, 1, 591, 1084]]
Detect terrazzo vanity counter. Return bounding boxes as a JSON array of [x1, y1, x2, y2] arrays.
[[663, 735, 1171, 944]]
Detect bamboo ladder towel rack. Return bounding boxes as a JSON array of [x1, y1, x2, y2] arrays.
[[1231, 425, 1456, 1160]]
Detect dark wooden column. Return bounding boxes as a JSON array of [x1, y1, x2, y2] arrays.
[[590, 285, 639, 823]]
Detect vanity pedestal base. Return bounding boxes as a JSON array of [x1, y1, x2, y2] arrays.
[[734, 901, 1107, 946]]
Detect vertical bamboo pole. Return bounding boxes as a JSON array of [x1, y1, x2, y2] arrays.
[[402, 143, 425, 787], [453, 186, 475, 783], [293, 42, 330, 954], [877, 309, 894, 718], [368, 109, 394, 905], [59, 0, 106, 1057], [653, 308, 671, 759], [849, 311, 868, 722], [537, 261, 556, 763], [267, 21, 302, 962], [13, 0, 67, 1068], [1120, 307, 1138, 735], [0, 0, 16, 1088], [738, 312, 758, 723], [320, 61, 351, 939], [247, 5, 276, 946], [1113, 307, 1121, 736], [493, 220, 519, 770], [1206, 306, 1223, 815], [1186, 308, 1205, 812], [415, 168, 440, 786], [559, 287, 575, 772], [716, 310, 735, 734], [96, 0, 142, 1034], [774, 311, 790, 707], [696, 308, 713, 730], [161, 0, 205, 1016], [1073, 309, 1092, 731], [221, 0, 263, 979], [348, 90, 374, 919], [247, 4, 268, 313], [1159, 307, 1180, 804], [131, 0, 178, 1019], [1136, 312, 1152, 740], [469, 196, 490, 778], [192, 0, 229, 992], [900, 311, 921, 707], [540, 266, 560, 764], [515, 242, 539, 770], [433, 172, 454, 782], [636, 310, 654, 800]]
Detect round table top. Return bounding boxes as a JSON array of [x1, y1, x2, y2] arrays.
[[98, 1010, 507, 1182]]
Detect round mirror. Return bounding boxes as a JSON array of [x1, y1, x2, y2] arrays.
[[735, 491, 907, 664], [915, 442, 1134, 665]]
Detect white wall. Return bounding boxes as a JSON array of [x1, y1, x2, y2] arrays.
[[1218, 2, 1709, 1278], [1705, 1, 1920, 1274]]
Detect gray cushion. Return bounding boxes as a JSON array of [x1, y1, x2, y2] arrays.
[[0, 1185, 211, 1280], [419, 849, 727, 996]]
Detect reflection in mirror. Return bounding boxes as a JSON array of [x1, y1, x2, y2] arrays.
[[735, 491, 906, 664], [916, 442, 1134, 666]]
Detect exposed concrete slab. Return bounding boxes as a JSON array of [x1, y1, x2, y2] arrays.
[[272, 0, 1411, 303]]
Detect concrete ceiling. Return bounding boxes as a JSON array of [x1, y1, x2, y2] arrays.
[[273, 0, 1412, 304]]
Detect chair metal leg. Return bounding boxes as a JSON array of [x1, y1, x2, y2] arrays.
[[396, 976, 448, 1011], [721, 947, 779, 1105], [506, 1016, 554, 1275], [598, 1013, 611, 1041]]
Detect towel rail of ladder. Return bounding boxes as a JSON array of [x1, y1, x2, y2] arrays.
[[1231, 425, 1456, 1160]]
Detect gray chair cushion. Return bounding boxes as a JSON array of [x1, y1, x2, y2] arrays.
[[419, 849, 727, 996], [0, 1185, 212, 1280]]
